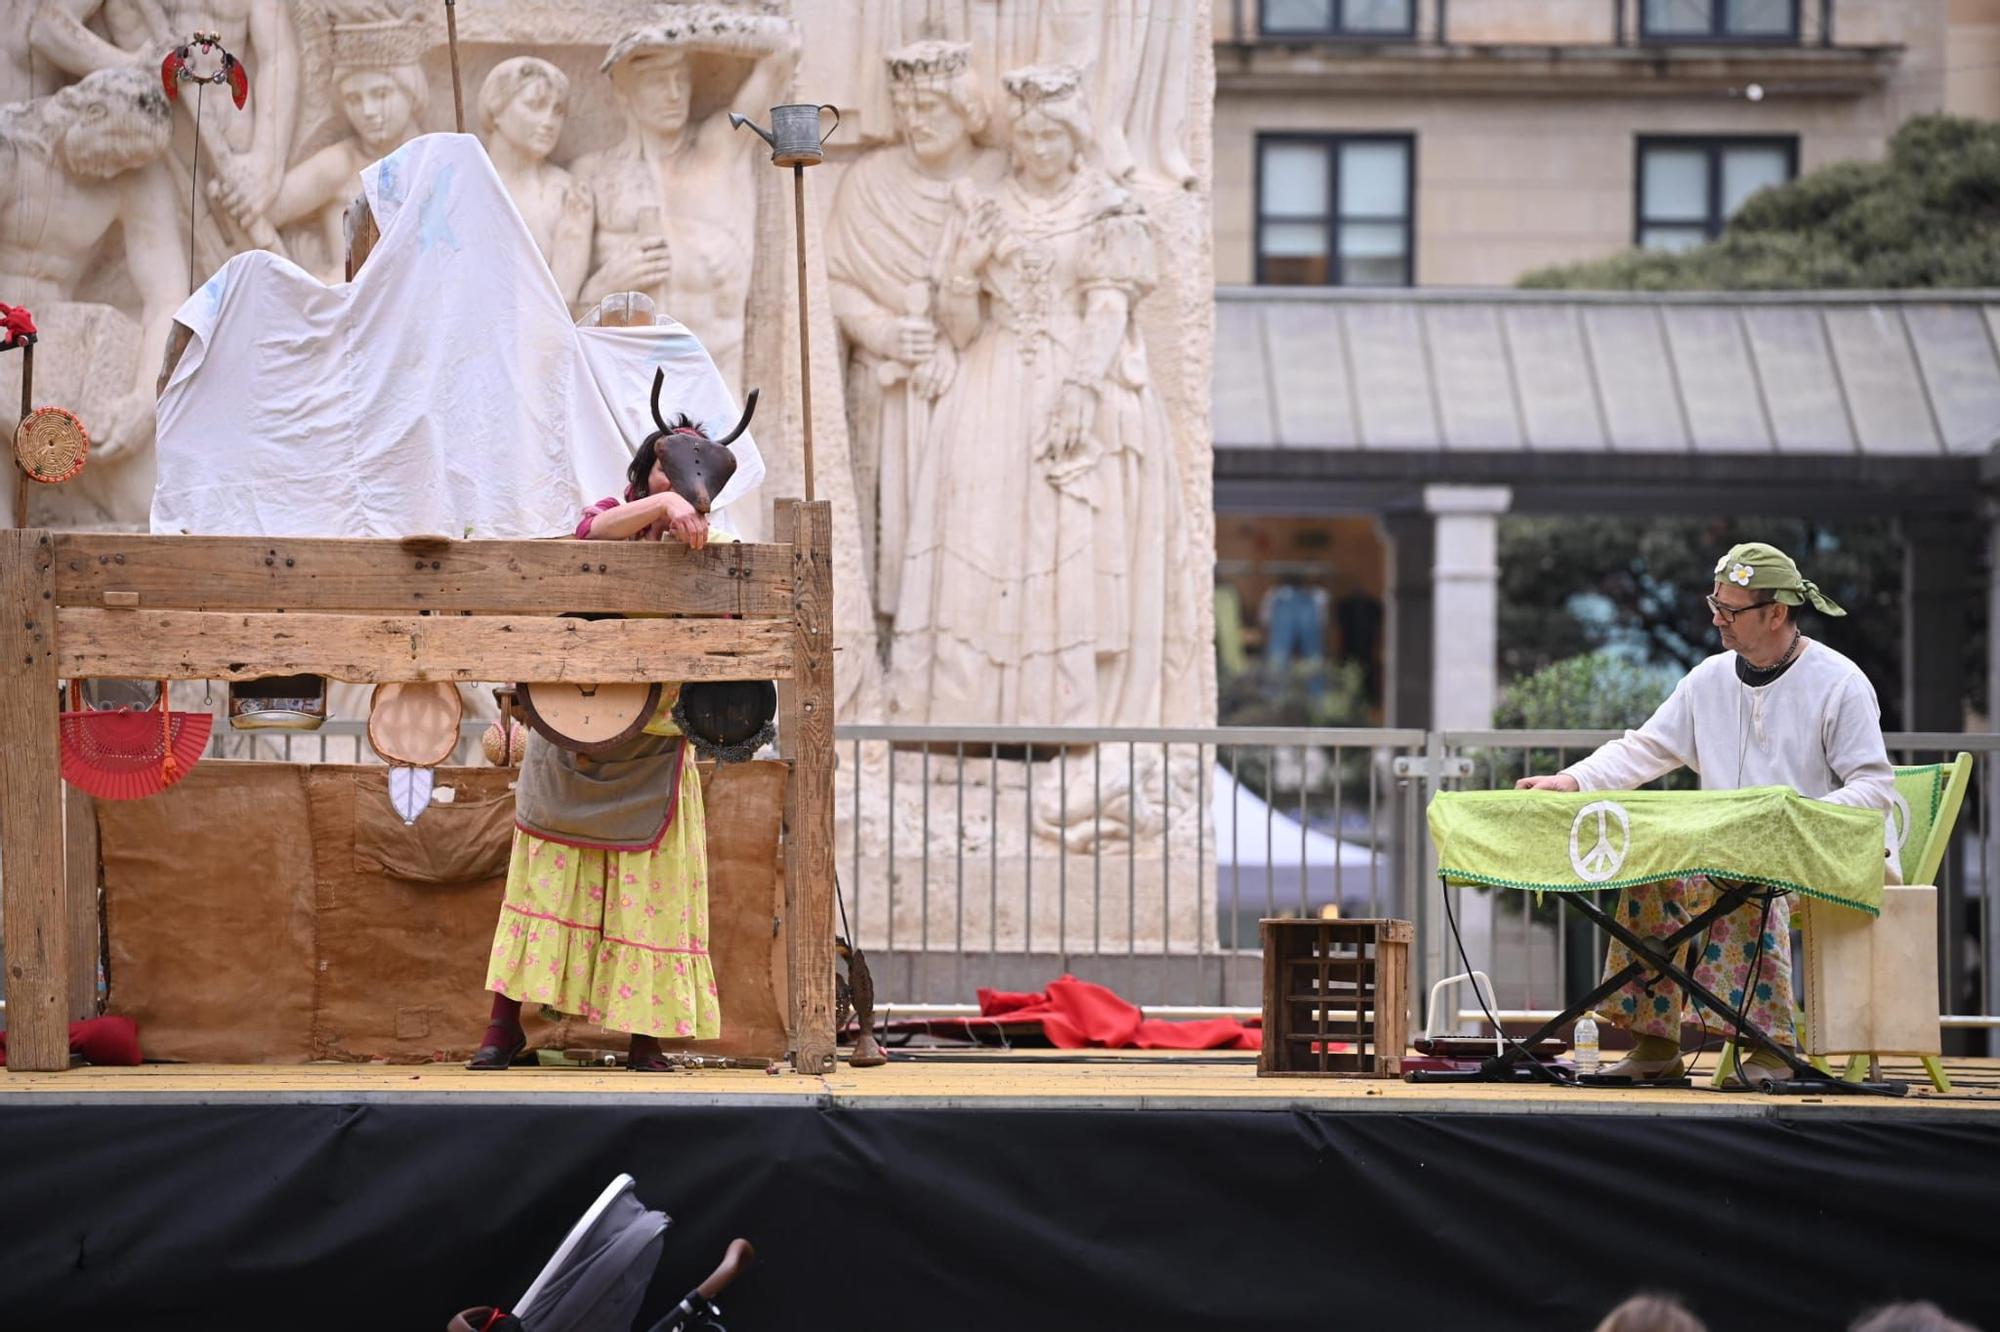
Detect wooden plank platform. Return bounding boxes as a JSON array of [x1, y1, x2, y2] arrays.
[[6, 1050, 1997, 1117]]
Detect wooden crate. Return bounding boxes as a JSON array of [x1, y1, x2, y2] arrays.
[[1258, 918, 1413, 1078]]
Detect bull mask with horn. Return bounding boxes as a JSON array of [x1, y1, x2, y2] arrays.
[[637, 367, 757, 513]]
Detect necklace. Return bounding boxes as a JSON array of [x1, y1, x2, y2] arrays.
[[1739, 629, 1802, 683]]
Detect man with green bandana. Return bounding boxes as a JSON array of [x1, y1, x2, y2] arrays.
[[1516, 542, 1896, 1085]]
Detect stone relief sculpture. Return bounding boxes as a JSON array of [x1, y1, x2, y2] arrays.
[[218, 4, 423, 282], [477, 56, 592, 307], [0, 0, 1213, 732], [14, 2, 172, 105], [55, 0, 301, 279], [0, 66, 183, 460], [825, 40, 1002, 620], [168, 1, 300, 261], [572, 6, 799, 382], [798, 0, 1197, 189], [885, 64, 1198, 729]]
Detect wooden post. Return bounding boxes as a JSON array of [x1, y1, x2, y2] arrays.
[[792, 166, 815, 503], [775, 500, 836, 1073], [443, 0, 466, 134], [13, 341, 32, 529], [63, 786, 98, 1021], [344, 196, 379, 282], [0, 529, 68, 1070]]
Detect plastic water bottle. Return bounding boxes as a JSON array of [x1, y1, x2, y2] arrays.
[[1573, 1015, 1600, 1075]]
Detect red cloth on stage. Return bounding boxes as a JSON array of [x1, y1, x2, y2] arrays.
[[975, 975, 1261, 1051], [0, 1014, 142, 1067]]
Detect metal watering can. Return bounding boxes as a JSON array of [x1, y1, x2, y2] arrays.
[[729, 102, 840, 167]]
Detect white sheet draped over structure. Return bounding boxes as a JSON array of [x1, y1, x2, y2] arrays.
[[153, 133, 762, 539]]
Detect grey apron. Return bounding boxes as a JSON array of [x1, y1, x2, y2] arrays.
[[512, 728, 688, 851]]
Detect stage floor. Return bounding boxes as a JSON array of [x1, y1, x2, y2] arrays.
[[6, 1048, 1999, 1117]]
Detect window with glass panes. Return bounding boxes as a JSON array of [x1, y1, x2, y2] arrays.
[[1641, 0, 1799, 41], [1259, 0, 1417, 37], [1635, 137, 1796, 252], [1256, 134, 1413, 286]]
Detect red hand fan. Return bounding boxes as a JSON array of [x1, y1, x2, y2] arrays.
[[58, 681, 212, 801]]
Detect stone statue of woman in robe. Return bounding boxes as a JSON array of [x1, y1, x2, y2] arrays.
[[478, 56, 591, 306], [887, 64, 1197, 728]]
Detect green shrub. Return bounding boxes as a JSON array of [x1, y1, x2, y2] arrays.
[[1522, 115, 2000, 292]]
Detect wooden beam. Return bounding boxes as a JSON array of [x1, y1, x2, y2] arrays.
[[63, 785, 98, 1021], [345, 193, 379, 281], [53, 534, 793, 618], [0, 529, 69, 1070], [56, 609, 794, 683], [776, 500, 837, 1074]]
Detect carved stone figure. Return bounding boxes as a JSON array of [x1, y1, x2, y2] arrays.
[[477, 56, 591, 306], [571, 6, 799, 386], [826, 40, 1003, 619], [218, 6, 422, 282], [14, 2, 173, 106], [0, 65, 183, 459], [115, 1, 300, 278], [796, 0, 1197, 188], [887, 65, 1198, 728]]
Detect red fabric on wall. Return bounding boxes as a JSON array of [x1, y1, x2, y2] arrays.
[[975, 975, 1260, 1051]]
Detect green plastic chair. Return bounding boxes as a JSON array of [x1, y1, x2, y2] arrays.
[[1711, 755, 1971, 1092]]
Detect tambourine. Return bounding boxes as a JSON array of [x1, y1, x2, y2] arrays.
[[15, 406, 88, 484]]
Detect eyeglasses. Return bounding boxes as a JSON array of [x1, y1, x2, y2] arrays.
[[1705, 594, 1776, 624]]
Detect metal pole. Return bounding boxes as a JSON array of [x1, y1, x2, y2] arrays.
[[793, 163, 816, 503], [444, 0, 466, 133]]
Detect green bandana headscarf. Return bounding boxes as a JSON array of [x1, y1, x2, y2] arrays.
[[1713, 542, 1846, 617]]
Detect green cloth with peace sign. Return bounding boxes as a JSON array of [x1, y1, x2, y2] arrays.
[[1427, 787, 1884, 915]]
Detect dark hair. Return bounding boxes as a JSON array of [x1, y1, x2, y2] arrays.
[[626, 413, 700, 500]]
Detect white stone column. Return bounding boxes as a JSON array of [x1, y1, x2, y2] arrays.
[[1421, 486, 1510, 995], [1425, 485, 1512, 732]]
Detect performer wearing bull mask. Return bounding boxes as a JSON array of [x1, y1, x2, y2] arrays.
[[469, 400, 741, 1072], [1516, 542, 1896, 1086]]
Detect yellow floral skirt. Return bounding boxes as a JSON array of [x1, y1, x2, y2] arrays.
[[484, 755, 719, 1039]]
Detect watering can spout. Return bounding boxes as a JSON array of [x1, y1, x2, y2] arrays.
[[728, 112, 776, 149]]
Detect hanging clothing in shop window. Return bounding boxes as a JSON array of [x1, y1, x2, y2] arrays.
[[1260, 581, 1329, 676]]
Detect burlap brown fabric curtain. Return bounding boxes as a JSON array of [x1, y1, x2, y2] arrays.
[[101, 761, 790, 1063]]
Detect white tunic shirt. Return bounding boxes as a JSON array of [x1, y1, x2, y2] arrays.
[[1562, 641, 1896, 819]]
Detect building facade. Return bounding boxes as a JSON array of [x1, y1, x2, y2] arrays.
[[1205, 0, 1995, 734], [1213, 0, 1962, 289]]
